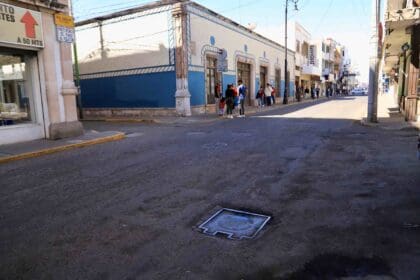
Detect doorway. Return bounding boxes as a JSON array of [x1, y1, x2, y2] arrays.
[[205, 56, 221, 105], [275, 69, 281, 98], [237, 62, 252, 105], [0, 49, 36, 126], [260, 66, 268, 89]]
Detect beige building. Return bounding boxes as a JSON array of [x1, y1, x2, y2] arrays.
[[0, 0, 82, 145], [293, 22, 322, 92], [382, 0, 419, 122]]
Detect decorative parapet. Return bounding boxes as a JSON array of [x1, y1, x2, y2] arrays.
[[385, 6, 419, 23]]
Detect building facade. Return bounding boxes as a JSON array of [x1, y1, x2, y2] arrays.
[[75, 0, 295, 118], [0, 0, 82, 145], [292, 22, 322, 93], [382, 0, 419, 121], [321, 38, 337, 93]]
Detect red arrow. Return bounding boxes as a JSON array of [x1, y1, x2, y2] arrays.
[[21, 11, 38, 39]]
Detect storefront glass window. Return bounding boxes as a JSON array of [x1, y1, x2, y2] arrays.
[[0, 52, 35, 126]]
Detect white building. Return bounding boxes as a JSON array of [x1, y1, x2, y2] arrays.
[[75, 0, 295, 118], [292, 22, 321, 92], [1, 0, 82, 145]]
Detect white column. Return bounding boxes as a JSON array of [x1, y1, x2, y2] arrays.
[[172, 2, 191, 116]]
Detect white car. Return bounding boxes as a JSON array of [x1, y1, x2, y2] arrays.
[[351, 88, 366, 95]]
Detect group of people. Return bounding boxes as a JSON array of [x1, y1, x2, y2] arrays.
[[256, 83, 277, 109], [216, 81, 279, 118], [216, 80, 247, 118], [215, 81, 338, 118], [298, 85, 334, 100]]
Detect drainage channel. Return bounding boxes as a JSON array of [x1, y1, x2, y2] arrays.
[[198, 208, 271, 240]]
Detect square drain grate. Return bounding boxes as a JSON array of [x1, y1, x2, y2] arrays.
[[198, 208, 271, 240]]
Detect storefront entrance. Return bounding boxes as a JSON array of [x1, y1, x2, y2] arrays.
[[0, 47, 45, 144], [0, 49, 37, 126], [205, 56, 221, 105], [237, 62, 251, 105], [260, 66, 268, 89]]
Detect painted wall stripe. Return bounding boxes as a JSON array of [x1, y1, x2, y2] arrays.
[[80, 65, 175, 80]]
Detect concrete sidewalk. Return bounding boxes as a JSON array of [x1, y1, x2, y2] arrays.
[[99, 97, 325, 125], [0, 130, 125, 164], [361, 93, 420, 131]]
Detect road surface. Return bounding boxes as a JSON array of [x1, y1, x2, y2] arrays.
[[1, 97, 419, 279]]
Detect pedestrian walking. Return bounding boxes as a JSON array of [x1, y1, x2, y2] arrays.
[[256, 86, 265, 110], [233, 85, 239, 116], [297, 86, 302, 102], [311, 86, 316, 99], [225, 84, 234, 118], [219, 97, 225, 116], [304, 87, 310, 99], [237, 80, 247, 117], [264, 83, 273, 106], [271, 86, 276, 104], [316, 87, 320, 99], [214, 82, 222, 114]]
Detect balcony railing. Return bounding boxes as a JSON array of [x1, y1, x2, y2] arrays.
[[299, 56, 320, 68], [386, 0, 419, 22]]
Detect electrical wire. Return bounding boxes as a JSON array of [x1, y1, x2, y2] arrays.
[[312, 0, 334, 34], [76, 0, 268, 44], [75, 0, 260, 21]]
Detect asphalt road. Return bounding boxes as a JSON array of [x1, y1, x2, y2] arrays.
[[1, 97, 419, 280]]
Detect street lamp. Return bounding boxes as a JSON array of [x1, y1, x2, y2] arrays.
[[283, 0, 298, 104]]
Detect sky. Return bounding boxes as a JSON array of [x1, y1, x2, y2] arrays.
[[72, 0, 372, 83]]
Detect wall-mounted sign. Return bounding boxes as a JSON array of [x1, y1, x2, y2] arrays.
[[56, 26, 74, 43], [0, 3, 44, 48], [54, 13, 74, 28], [54, 13, 74, 43], [217, 49, 228, 72]]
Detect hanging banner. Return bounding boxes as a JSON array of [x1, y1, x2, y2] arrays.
[[0, 3, 44, 48]]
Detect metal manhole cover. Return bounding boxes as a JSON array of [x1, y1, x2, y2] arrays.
[[198, 208, 271, 240]]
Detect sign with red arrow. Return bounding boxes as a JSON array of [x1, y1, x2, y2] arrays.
[[0, 3, 44, 48], [21, 11, 38, 39]]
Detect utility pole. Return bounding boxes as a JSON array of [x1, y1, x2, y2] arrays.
[[70, 0, 83, 119], [283, 0, 298, 105], [367, 0, 381, 122]]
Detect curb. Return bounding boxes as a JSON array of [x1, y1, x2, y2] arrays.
[[0, 132, 126, 164], [360, 118, 420, 131], [81, 98, 328, 124]]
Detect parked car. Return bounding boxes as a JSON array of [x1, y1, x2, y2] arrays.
[[351, 88, 366, 95]]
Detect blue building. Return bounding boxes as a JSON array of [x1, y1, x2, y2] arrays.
[[75, 0, 295, 118]]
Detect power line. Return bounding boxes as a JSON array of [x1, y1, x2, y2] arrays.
[[75, 0, 260, 21], [75, 3, 150, 20], [76, 0, 268, 42], [312, 0, 334, 33]]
